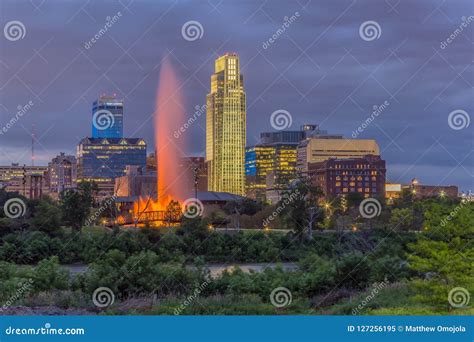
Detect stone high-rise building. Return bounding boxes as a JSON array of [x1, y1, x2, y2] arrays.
[[297, 138, 380, 175], [308, 154, 386, 198], [48, 152, 77, 198]]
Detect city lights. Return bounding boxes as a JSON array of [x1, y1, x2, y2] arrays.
[[0, 1, 470, 336]]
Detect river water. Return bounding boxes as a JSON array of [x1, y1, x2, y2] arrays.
[[62, 262, 299, 278]]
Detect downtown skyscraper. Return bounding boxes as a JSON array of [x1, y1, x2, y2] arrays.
[[77, 94, 146, 196], [206, 53, 246, 196], [91, 94, 124, 138]]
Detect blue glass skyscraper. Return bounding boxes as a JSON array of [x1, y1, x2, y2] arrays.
[[91, 95, 124, 138], [77, 94, 147, 196], [76, 137, 147, 195], [77, 137, 147, 180]]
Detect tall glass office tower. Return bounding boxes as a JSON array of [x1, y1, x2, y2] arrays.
[[206, 53, 246, 196], [91, 95, 124, 138]]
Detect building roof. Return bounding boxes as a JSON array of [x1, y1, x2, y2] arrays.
[[115, 196, 141, 203], [195, 191, 245, 202], [327, 154, 383, 162], [115, 191, 245, 204], [308, 155, 385, 170], [78, 137, 146, 145], [302, 138, 380, 154]]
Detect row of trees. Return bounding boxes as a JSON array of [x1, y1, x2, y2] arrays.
[[0, 248, 408, 312], [2, 220, 413, 264], [275, 181, 465, 235], [0, 183, 116, 235], [2, 178, 462, 236], [1, 181, 472, 315], [1, 221, 471, 314]]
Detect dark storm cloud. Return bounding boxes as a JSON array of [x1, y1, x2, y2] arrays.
[[0, 0, 472, 190]]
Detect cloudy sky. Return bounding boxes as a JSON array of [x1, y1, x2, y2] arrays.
[[0, 0, 472, 190]]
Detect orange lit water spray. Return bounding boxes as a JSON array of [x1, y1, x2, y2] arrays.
[[133, 56, 187, 220]]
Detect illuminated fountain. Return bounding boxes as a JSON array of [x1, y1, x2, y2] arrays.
[[132, 55, 187, 226]]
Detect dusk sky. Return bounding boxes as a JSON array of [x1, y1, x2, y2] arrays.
[[0, 0, 472, 190]]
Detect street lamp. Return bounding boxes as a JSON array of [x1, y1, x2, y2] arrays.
[[323, 201, 332, 218], [307, 206, 317, 240], [193, 166, 199, 199]]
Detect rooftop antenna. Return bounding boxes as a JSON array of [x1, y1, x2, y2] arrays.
[[31, 123, 35, 166]]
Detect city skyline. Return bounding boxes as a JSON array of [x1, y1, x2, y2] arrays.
[[0, 1, 472, 326], [0, 0, 472, 191]]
